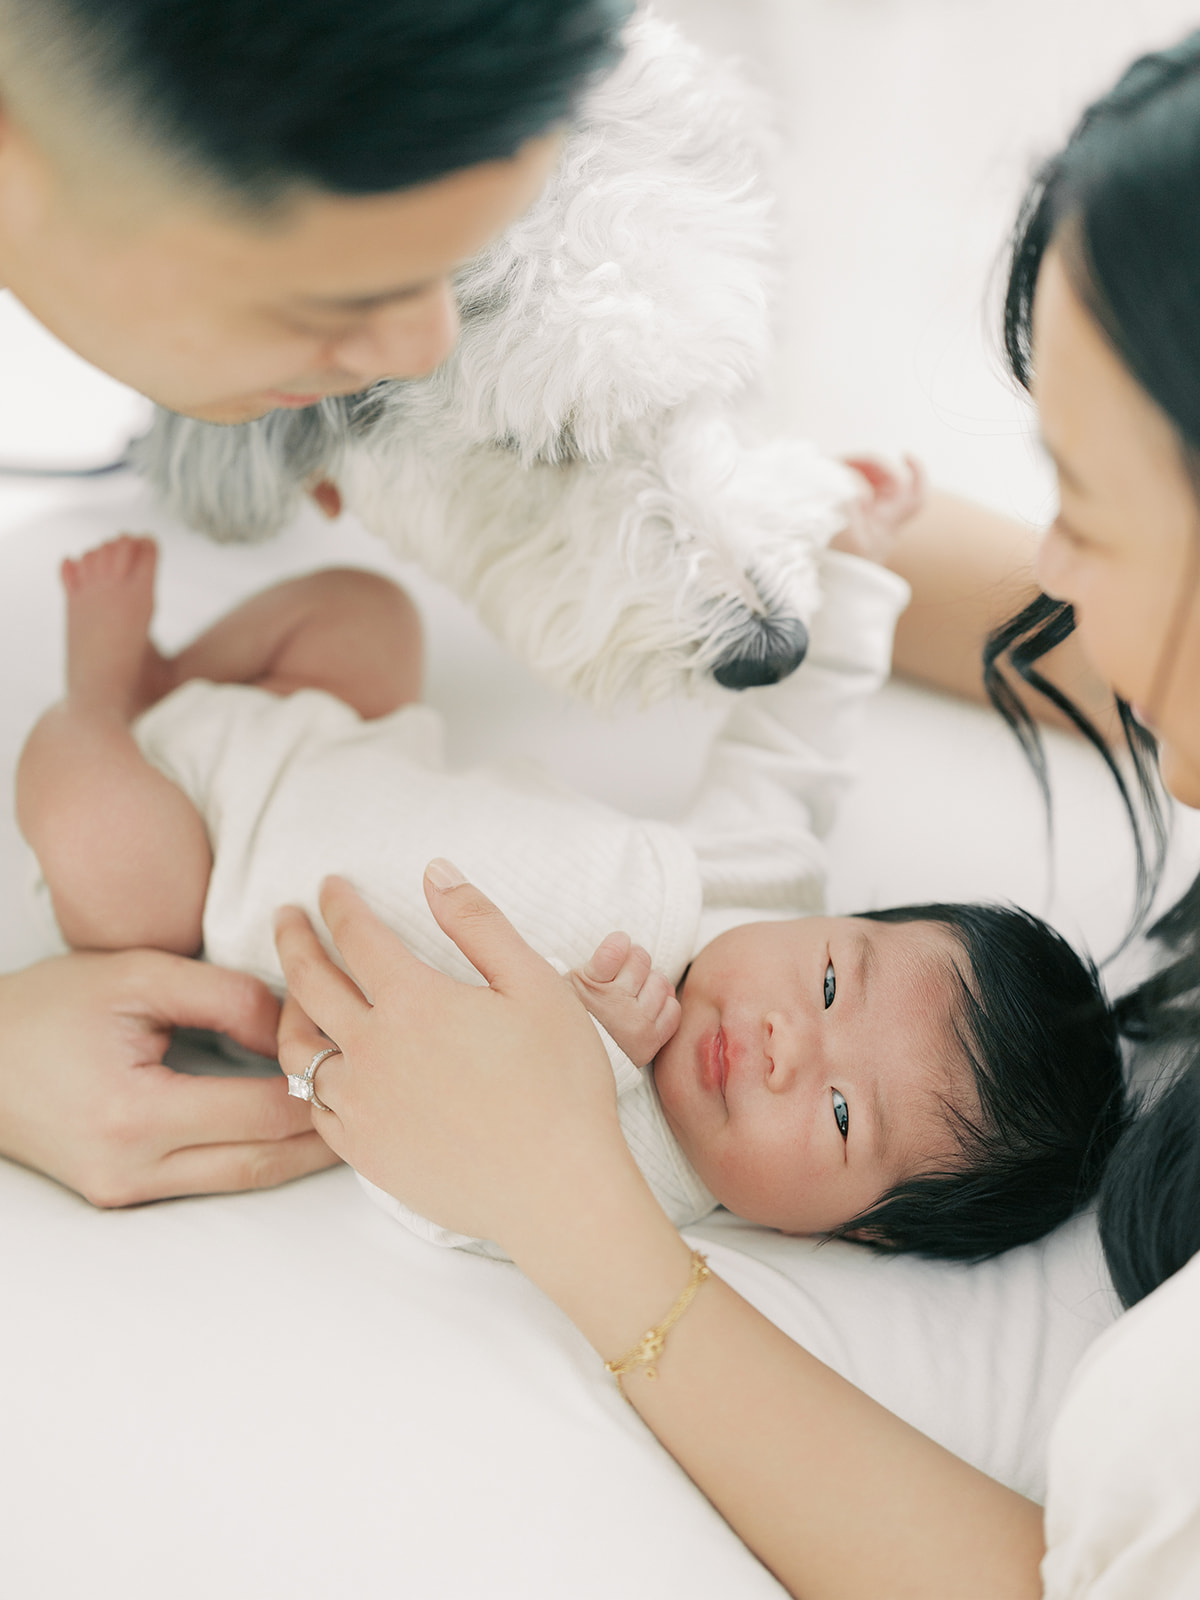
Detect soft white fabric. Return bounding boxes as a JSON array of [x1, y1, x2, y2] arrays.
[[0, 478, 1177, 1600], [12, 7, 1200, 1589], [1041, 1252, 1200, 1598], [131, 551, 908, 1250]]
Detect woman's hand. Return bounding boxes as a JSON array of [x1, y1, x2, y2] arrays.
[[274, 865, 638, 1254], [0, 949, 339, 1206]]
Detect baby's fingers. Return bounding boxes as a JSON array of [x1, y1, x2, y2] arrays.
[[652, 993, 682, 1052], [614, 944, 653, 997], [582, 931, 632, 985], [639, 969, 674, 1017]]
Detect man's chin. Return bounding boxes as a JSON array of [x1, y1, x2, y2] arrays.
[[160, 396, 293, 426]]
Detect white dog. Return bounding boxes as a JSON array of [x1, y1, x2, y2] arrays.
[[137, 7, 862, 707]]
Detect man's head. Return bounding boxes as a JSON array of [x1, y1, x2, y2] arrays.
[[652, 903, 1126, 1257], [0, 0, 629, 418]]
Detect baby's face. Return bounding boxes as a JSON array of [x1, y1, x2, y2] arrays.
[[652, 916, 976, 1234]]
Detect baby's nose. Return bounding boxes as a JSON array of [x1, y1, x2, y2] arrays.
[[764, 1012, 803, 1091]]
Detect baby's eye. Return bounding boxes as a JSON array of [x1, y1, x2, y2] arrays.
[[832, 1088, 849, 1141], [823, 959, 836, 1009]]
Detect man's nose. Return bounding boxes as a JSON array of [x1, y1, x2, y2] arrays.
[[330, 283, 461, 383]]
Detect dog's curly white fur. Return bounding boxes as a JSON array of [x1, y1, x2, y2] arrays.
[[137, 8, 858, 706]]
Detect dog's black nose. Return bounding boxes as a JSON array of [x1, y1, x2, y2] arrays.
[[712, 616, 809, 690]]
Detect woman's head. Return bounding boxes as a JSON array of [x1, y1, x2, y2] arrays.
[[0, 0, 629, 416], [1004, 30, 1200, 805], [995, 32, 1200, 1306]]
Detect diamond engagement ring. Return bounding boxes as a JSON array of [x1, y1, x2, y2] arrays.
[[287, 1045, 341, 1113]]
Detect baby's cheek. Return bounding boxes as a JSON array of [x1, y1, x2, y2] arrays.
[[700, 1138, 788, 1225]]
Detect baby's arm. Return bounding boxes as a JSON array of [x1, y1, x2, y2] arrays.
[[567, 933, 681, 1069]]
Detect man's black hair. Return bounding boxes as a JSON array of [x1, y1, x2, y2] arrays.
[[826, 903, 1126, 1261], [18, 0, 632, 197]]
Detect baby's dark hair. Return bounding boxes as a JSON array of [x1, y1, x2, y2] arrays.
[[828, 902, 1126, 1261]]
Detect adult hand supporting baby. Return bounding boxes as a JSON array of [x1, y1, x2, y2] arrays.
[[0, 950, 340, 1206], [274, 866, 650, 1257], [276, 868, 1045, 1600]]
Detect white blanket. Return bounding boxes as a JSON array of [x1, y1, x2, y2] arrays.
[[4, 480, 1198, 1599]]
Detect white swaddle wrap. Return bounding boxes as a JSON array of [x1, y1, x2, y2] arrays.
[[126, 550, 907, 1253], [133, 678, 716, 1247]]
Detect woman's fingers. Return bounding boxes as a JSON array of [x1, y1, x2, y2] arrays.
[[422, 860, 556, 995], [277, 990, 331, 1065], [145, 1128, 341, 1202], [317, 876, 435, 1001], [275, 992, 347, 1139], [149, 1063, 325, 1145], [122, 949, 282, 1060], [273, 903, 373, 1033]]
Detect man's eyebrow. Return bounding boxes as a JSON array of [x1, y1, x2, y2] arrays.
[[294, 281, 434, 314]]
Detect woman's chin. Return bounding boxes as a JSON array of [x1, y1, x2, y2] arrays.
[[1157, 741, 1200, 809]]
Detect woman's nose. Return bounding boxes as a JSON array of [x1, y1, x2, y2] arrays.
[[1034, 522, 1075, 603], [330, 283, 461, 383]]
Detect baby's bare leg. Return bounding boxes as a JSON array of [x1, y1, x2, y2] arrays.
[[17, 537, 211, 954], [19, 553, 423, 955], [171, 567, 423, 719]]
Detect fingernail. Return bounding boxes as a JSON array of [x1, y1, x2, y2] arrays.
[[426, 857, 466, 891]]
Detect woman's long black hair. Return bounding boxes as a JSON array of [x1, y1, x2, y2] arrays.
[[989, 28, 1200, 1308]]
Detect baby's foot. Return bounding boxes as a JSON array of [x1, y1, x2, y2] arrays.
[[63, 535, 172, 718], [568, 931, 682, 1069]]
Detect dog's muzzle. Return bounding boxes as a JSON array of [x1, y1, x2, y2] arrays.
[[712, 616, 809, 690]]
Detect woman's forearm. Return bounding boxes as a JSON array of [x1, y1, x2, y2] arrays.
[[277, 878, 1045, 1600], [509, 1170, 1045, 1600], [888, 489, 1117, 737]]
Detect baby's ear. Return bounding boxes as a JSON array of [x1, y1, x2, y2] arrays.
[[307, 478, 344, 520]]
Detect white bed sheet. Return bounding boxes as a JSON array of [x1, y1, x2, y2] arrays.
[[2, 478, 1199, 1599]]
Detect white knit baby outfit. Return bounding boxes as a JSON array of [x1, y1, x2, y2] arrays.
[[130, 551, 908, 1254]]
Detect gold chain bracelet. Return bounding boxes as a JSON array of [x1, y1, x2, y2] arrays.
[[604, 1250, 711, 1393]]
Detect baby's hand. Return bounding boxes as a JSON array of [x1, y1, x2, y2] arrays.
[[568, 932, 681, 1069], [833, 453, 926, 563]]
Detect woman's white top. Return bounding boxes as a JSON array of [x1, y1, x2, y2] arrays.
[[132, 551, 908, 1248], [1041, 1248, 1200, 1597]]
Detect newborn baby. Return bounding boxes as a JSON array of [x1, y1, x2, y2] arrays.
[[19, 533, 1122, 1259]]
